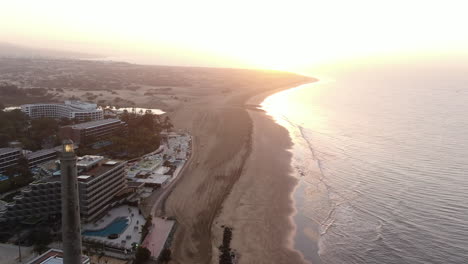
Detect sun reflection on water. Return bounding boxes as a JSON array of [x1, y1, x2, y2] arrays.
[[261, 82, 330, 134]]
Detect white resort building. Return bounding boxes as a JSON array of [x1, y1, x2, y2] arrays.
[[21, 100, 103, 121]]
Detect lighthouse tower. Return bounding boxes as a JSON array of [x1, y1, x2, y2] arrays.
[[60, 139, 83, 264]]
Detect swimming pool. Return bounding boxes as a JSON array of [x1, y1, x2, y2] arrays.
[[82, 217, 129, 237]]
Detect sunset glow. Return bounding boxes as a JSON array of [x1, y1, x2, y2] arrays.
[[2, 0, 468, 70]]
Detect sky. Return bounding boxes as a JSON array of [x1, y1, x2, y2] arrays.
[[1, 0, 468, 71]]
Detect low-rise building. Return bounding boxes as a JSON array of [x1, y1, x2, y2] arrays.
[[0, 147, 59, 172], [0, 155, 126, 224], [25, 148, 58, 168], [21, 100, 103, 122], [27, 249, 90, 264], [59, 118, 126, 146], [0, 147, 22, 173]]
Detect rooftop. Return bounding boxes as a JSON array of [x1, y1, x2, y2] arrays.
[[69, 118, 122, 130], [26, 249, 90, 264], [77, 157, 124, 182], [25, 148, 57, 160], [22, 100, 100, 112], [77, 155, 104, 169], [0, 147, 21, 155], [35, 176, 61, 183], [127, 181, 145, 188], [131, 174, 170, 185]]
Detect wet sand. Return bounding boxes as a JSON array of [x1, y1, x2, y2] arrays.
[[164, 79, 315, 264], [211, 89, 309, 264]]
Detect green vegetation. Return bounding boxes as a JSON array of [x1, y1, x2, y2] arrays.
[[141, 215, 152, 242], [0, 109, 60, 150], [0, 109, 29, 148], [0, 157, 33, 193], [158, 248, 172, 263], [134, 246, 151, 264], [1, 107, 171, 159], [27, 228, 53, 254], [28, 118, 61, 149], [101, 112, 172, 159], [0, 83, 56, 105], [218, 226, 234, 264]]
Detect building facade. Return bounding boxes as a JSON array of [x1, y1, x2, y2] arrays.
[[0, 155, 126, 224], [21, 100, 103, 122], [27, 249, 90, 264], [59, 118, 126, 146], [0, 148, 22, 173], [76, 156, 126, 221], [0, 177, 62, 224], [25, 149, 58, 168], [0, 147, 60, 173]]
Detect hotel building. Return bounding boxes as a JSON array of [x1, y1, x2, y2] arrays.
[[0, 155, 126, 224], [21, 100, 103, 122], [0, 147, 22, 173], [59, 118, 126, 146], [0, 147, 61, 173], [25, 149, 58, 168]]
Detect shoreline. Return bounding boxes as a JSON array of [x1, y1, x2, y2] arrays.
[[163, 78, 316, 264], [210, 82, 316, 263]]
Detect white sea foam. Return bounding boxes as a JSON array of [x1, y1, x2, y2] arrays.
[[262, 61, 468, 264]]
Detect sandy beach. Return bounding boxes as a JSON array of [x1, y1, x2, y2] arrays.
[[210, 89, 309, 264], [164, 78, 315, 264]]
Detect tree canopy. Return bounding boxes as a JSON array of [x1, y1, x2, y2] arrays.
[[134, 246, 151, 264], [102, 112, 171, 158], [0, 110, 59, 150]]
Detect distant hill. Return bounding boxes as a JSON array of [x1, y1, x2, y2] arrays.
[[0, 42, 101, 59]]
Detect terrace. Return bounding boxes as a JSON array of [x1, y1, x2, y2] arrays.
[[82, 205, 145, 253]]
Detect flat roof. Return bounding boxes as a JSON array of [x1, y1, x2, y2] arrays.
[[133, 175, 170, 184], [77, 155, 104, 167], [0, 147, 21, 155], [127, 181, 145, 188], [35, 176, 61, 183], [69, 118, 122, 130], [78, 159, 124, 181], [26, 149, 57, 160]]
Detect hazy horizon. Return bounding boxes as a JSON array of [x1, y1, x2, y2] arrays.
[[2, 2, 468, 263], [3, 0, 468, 71]]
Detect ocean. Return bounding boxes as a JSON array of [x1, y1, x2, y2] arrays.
[[262, 60, 468, 264]]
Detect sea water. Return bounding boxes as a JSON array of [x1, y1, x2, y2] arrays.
[[262, 59, 468, 264]]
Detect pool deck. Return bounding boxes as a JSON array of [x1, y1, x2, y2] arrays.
[[82, 205, 145, 250]]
